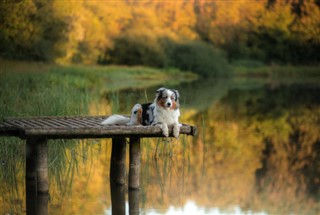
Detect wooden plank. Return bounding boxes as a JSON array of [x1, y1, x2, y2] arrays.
[[77, 117, 100, 123], [0, 121, 17, 127], [68, 119, 97, 127], [36, 119, 64, 128], [17, 119, 39, 128], [20, 119, 48, 128], [67, 119, 96, 127], [21, 125, 197, 139], [1, 116, 197, 139], [5, 115, 108, 120], [4, 120, 26, 128], [49, 119, 75, 128], [34, 119, 56, 127]]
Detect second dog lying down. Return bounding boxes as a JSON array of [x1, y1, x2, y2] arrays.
[[101, 104, 143, 126], [101, 87, 181, 138]]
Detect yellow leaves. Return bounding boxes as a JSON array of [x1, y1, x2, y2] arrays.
[[2, 0, 319, 63], [0, 0, 38, 46], [53, 0, 184, 64], [254, 2, 294, 35], [212, 1, 247, 26], [293, 1, 320, 42], [208, 1, 264, 45]]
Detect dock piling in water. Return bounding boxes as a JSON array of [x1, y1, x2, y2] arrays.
[[36, 138, 49, 194], [129, 137, 141, 189], [0, 115, 197, 209], [110, 137, 127, 185]]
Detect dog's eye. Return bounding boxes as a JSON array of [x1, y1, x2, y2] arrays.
[[170, 96, 174, 100], [133, 111, 137, 114]]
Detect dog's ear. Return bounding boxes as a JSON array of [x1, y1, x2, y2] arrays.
[[156, 87, 165, 98], [172, 89, 180, 101]]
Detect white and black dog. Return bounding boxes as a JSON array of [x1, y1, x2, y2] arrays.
[[101, 87, 181, 138], [142, 87, 180, 138]]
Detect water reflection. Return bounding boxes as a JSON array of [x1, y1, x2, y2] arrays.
[[129, 189, 140, 215], [110, 184, 125, 215], [145, 201, 268, 215], [116, 78, 320, 215], [1, 77, 320, 214]]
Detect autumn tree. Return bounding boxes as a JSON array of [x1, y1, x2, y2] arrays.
[[1, 0, 319, 65], [0, 0, 40, 60]]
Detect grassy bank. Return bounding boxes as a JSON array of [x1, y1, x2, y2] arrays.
[[0, 59, 196, 118], [0, 59, 197, 91]]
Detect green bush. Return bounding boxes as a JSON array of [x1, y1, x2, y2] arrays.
[[104, 33, 231, 77], [169, 41, 231, 77], [105, 30, 168, 68]]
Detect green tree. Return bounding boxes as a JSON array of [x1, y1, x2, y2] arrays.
[[0, 0, 39, 59]]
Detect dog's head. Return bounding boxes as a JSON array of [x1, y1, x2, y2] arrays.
[[155, 87, 180, 110]]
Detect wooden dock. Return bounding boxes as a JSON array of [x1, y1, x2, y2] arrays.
[[0, 116, 197, 192]]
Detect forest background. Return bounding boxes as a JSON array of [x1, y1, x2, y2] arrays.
[[0, 0, 320, 77], [1, 2, 320, 214]]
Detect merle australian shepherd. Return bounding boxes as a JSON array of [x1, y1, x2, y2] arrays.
[[101, 87, 181, 138]]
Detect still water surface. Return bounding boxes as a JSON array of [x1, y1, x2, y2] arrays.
[[1, 77, 320, 214]]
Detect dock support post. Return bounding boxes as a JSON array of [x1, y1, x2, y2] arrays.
[[36, 138, 49, 194], [129, 189, 140, 215], [26, 138, 37, 214], [110, 183, 126, 215], [26, 137, 48, 193], [129, 137, 141, 189], [26, 137, 48, 214], [26, 138, 37, 191], [110, 137, 126, 185]]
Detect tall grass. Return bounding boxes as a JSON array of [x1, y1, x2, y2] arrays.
[[0, 64, 94, 213]]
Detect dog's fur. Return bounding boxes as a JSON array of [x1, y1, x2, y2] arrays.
[[142, 87, 180, 138], [101, 104, 142, 126], [101, 87, 181, 138]]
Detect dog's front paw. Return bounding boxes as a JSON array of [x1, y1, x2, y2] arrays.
[[157, 123, 169, 137], [162, 126, 169, 137], [173, 124, 180, 139]]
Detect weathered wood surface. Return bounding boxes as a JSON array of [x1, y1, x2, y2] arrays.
[[26, 137, 49, 194], [1, 115, 197, 213], [129, 137, 141, 189], [0, 116, 197, 139], [36, 138, 49, 194], [110, 138, 127, 185]]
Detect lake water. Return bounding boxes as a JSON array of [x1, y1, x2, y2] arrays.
[[1, 77, 320, 215]]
